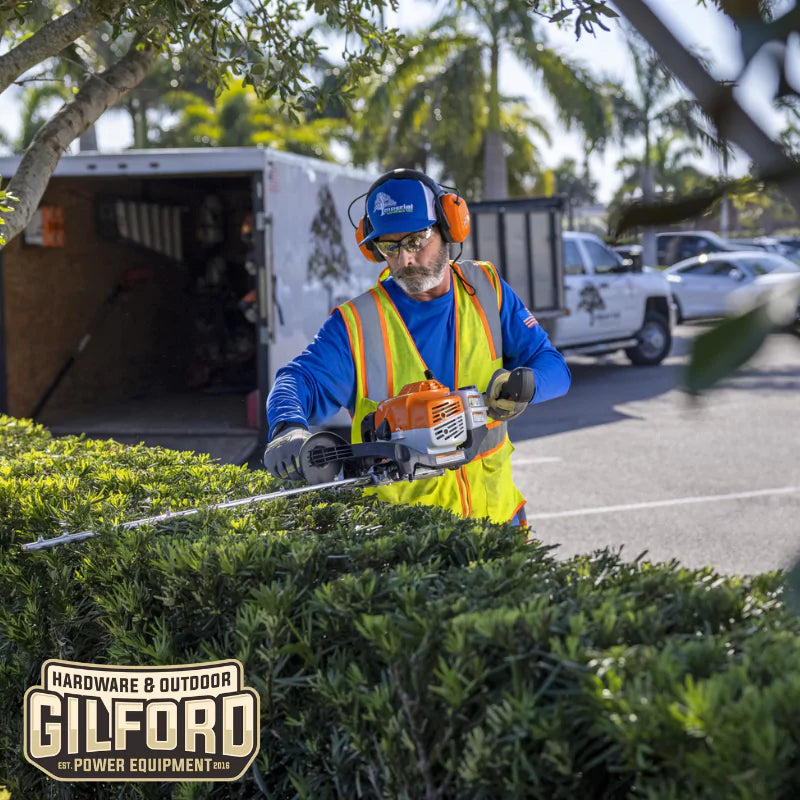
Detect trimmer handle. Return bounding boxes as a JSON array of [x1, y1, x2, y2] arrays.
[[497, 367, 535, 404]]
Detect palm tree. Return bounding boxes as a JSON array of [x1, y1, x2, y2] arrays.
[[5, 31, 206, 151], [610, 29, 728, 262], [613, 135, 711, 200], [152, 85, 345, 159], [553, 156, 598, 228], [348, 3, 610, 199]]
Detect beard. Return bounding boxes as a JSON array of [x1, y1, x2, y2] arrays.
[[392, 243, 451, 295]]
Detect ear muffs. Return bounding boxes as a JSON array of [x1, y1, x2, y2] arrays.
[[439, 192, 471, 243], [355, 216, 382, 263], [353, 168, 471, 261]]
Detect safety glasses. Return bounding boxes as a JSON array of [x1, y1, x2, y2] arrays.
[[373, 227, 434, 258]]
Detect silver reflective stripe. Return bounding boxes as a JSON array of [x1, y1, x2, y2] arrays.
[[350, 290, 389, 400], [458, 260, 502, 359], [479, 422, 507, 457]]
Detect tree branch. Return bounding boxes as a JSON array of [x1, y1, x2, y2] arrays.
[[614, 0, 800, 204], [0, 0, 124, 96], [2, 39, 156, 245]]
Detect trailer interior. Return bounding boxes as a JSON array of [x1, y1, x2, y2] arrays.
[[1, 171, 262, 464]]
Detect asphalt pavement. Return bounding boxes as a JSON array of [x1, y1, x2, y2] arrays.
[[508, 324, 800, 576]]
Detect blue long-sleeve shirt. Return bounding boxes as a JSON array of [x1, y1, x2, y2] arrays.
[[267, 268, 571, 438]]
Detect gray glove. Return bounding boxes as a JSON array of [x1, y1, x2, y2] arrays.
[[485, 367, 535, 422], [263, 423, 312, 481]]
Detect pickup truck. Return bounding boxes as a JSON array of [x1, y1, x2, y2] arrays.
[[555, 231, 675, 365], [461, 200, 675, 367]]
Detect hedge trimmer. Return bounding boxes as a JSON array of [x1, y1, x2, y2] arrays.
[[22, 368, 534, 551]]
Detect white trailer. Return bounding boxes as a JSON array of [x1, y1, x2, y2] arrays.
[[0, 147, 376, 462]]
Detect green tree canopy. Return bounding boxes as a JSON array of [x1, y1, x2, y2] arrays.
[[0, 0, 404, 244]]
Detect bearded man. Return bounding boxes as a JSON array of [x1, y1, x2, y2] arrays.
[[263, 169, 571, 526]]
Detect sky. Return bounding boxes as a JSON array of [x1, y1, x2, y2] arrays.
[[0, 1, 792, 202]]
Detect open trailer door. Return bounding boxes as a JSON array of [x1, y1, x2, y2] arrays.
[[0, 149, 270, 464]]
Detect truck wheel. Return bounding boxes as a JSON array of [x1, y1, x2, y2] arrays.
[[626, 311, 671, 366]]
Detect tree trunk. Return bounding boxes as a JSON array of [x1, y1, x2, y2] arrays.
[[615, 0, 800, 209], [641, 164, 657, 266], [483, 131, 507, 200], [719, 146, 730, 236], [719, 191, 730, 236], [2, 41, 156, 245], [483, 39, 507, 200], [133, 101, 149, 149], [641, 125, 657, 267], [0, 0, 124, 96]]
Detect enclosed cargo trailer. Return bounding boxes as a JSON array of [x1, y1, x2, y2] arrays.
[[0, 148, 376, 462]]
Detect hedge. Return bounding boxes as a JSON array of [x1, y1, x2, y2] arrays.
[[1, 415, 799, 799]]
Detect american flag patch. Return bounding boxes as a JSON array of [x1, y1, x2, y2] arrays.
[[521, 308, 538, 328]]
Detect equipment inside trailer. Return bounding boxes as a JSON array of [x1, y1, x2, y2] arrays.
[[7, 173, 260, 464]]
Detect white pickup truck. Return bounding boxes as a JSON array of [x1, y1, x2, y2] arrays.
[[463, 200, 675, 367], [553, 231, 675, 365]]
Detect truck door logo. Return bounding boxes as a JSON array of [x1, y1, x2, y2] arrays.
[[577, 283, 606, 325]]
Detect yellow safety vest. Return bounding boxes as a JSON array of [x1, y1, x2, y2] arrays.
[[337, 260, 525, 523]]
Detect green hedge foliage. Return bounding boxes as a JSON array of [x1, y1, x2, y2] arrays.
[[1, 415, 799, 799]]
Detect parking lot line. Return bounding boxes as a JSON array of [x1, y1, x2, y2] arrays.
[[513, 456, 563, 465], [533, 486, 800, 520]]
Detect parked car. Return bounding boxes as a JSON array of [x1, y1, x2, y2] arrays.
[[613, 243, 643, 270], [663, 251, 800, 322], [727, 270, 800, 335], [656, 230, 743, 266], [775, 237, 800, 262], [728, 236, 799, 258]]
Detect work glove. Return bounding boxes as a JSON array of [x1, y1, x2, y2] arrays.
[[263, 423, 312, 481], [485, 367, 535, 422]]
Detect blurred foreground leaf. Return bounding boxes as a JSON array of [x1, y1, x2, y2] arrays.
[[686, 276, 800, 394], [685, 306, 774, 395]]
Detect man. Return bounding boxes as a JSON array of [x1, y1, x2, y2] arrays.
[[264, 169, 571, 525]]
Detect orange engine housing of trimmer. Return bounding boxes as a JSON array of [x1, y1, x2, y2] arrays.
[[373, 379, 468, 450]]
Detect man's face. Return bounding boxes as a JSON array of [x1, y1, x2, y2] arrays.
[[376, 226, 450, 297]]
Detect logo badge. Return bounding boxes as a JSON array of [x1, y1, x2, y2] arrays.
[[24, 659, 259, 782], [373, 191, 397, 215], [373, 191, 414, 216]]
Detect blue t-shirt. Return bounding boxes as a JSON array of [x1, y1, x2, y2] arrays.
[[267, 267, 571, 437]]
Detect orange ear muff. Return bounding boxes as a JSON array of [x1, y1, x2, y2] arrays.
[[440, 193, 471, 243], [356, 217, 383, 263]]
